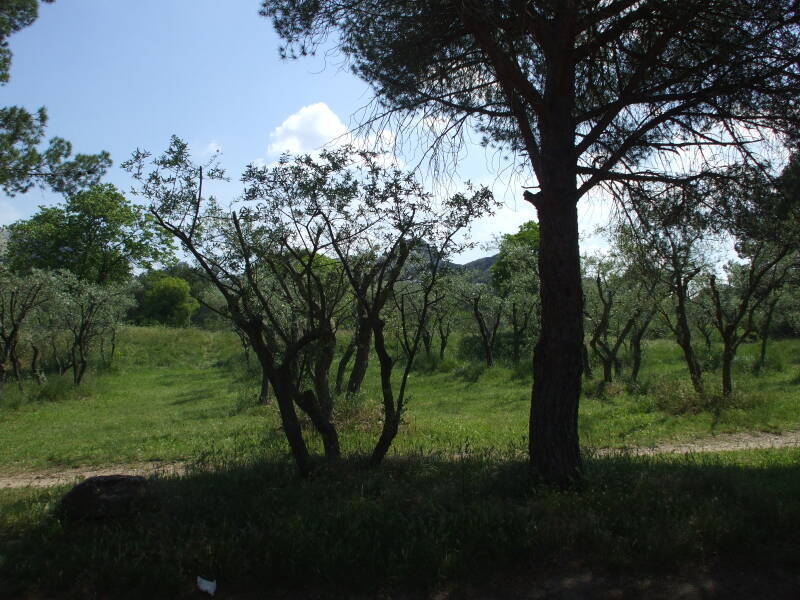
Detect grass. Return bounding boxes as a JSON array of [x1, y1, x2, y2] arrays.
[[1, 326, 799, 597], [2, 448, 800, 598], [1, 328, 799, 472]]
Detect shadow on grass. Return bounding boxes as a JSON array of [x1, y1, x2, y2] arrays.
[[2, 449, 800, 599]]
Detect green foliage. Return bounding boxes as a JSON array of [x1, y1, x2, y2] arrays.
[[0, 2, 110, 196], [0, 0, 53, 85], [137, 275, 199, 327], [456, 331, 533, 363], [490, 220, 540, 293], [6, 184, 173, 283]]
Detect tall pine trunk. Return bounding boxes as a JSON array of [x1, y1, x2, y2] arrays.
[[528, 182, 583, 486]]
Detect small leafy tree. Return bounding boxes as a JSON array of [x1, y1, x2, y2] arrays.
[[50, 272, 134, 385], [619, 184, 718, 397], [6, 184, 173, 283], [138, 275, 199, 327], [491, 221, 540, 364], [0, 268, 53, 388], [126, 138, 491, 472]]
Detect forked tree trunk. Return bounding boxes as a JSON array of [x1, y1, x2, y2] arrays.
[[673, 281, 705, 397], [629, 310, 655, 383], [369, 318, 398, 465], [437, 320, 450, 360], [347, 316, 371, 396], [334, 337, 356, 394], [527, 182, 583, 487], [754, 297, 778, 374], [268, 373, 312, 476]]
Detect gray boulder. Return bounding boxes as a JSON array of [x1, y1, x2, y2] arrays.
[[59, 474, 158, 521]]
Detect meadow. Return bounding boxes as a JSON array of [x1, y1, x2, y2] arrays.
[[1, 326, 800, 598]]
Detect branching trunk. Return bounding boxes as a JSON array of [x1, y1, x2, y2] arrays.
[[754, 296, 779, 374], [346, 315, 371, 396], [437, 319, 451, 360], [334, 336, 355, 395], [673, 278, 705, 397]]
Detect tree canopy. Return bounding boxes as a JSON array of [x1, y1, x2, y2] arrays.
[[0, 0, 110, 196], [5, 183, 173, 284]]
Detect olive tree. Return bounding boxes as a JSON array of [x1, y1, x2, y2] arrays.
[[125, 139, 491, 473], [50, 272, 134, 385], [0, 268, 53, 388]]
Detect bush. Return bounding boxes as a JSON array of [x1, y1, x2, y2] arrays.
[[454, 362, 485, 383], [0, 374, 93, 411], [645, 376, 704, 415]]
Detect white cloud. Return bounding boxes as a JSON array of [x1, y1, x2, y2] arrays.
[[203, 140, 222, 155], [268, 102, 347, 155]]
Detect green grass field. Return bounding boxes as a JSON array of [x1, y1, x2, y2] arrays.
[[1, 327, 798, 472], [1, 326, 800, 598]]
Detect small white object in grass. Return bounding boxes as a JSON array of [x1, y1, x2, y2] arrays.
[[197, 576, 217, 596]]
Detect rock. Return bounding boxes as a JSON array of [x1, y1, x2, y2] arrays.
[[58, 474, 158, 521]]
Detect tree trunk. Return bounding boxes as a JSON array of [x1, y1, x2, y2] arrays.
[[527, 187, 583, 487], [674, 282, 705, 397], [754, 298, 777, 374], [437, 321, 450, 360], [721, 342, 735, 398], [511, 303, 521, 364], [369, 317, 398, 466], [259, 370, 271, 404], [268, 371, 312, 476], [630, 333, 644, 382], [582, 344, 593, 379], [313, 332, 336, 419], [601, 356, 613, 383], [294, 389, 341, 460], [347, 316, 371, 396], [472, 298, 496, 367], [31, 344, 46, 385], [334, 337, 356, 394]]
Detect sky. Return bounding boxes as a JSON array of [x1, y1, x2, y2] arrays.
[[1, 0, 613, 262]]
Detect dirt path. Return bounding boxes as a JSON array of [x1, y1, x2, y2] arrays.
[[2, 430, 799, 490], [0, 461, 186, 489], [596, 429, 800, 456]]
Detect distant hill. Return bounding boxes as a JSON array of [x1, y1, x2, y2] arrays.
[[459, 253, 498, 283]]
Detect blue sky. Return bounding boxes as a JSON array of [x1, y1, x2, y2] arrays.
[[1, 0, 611, 260]]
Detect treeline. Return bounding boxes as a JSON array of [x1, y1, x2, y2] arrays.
[[3, 143, 798, 475]]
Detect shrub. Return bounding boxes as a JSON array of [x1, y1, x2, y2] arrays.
[[454, 362, 485, 383]]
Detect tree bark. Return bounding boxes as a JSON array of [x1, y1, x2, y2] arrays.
[[527, 187, 583, 487], [334, 337, 356, 394], [346, 315, 371, 396], [582, 344, 593, 379], [754, 297, 778, 374], [269, 373, 312, 475], [259, 370, 271, 404], [673, 279, 705, 397], [369, 317, 398, 466], [721, 345, 734, 398], [437, 320, 450, 360]]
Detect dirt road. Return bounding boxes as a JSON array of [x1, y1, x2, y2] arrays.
[[2, 430, 799, 489]]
